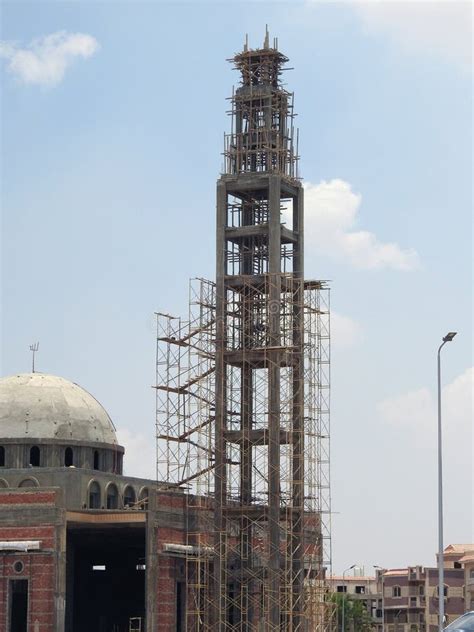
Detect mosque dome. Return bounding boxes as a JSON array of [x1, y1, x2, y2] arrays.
[[0, 373, 118, 445]]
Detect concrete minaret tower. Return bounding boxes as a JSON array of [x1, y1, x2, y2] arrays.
[[214, 30, 307, 630]]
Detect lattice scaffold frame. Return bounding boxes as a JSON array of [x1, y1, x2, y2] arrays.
[[155, 276, 333, 631]]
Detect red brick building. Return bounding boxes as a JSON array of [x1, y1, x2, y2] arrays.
[[0, 372, 202, 632]]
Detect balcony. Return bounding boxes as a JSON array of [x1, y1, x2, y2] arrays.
[[408, 567, 424, 582]]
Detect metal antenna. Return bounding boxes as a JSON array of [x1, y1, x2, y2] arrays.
[[29, 342, 39, 373]]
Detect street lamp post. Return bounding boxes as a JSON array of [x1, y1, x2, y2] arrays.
[[437, 332, 457, 632], [342, 565, 357, 632], [374, 566, 385, 632]]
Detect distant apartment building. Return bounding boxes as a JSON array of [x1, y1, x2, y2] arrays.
[[328, 573, 381, 625], [330, 544, 474, 632], [458, 551, 474, 611]]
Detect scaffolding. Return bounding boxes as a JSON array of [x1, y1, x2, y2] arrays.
[[224, 34, 299, 181], [155, 31, 335, 632], [156, 277, 333, 631]]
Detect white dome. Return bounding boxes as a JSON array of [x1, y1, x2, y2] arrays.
[[0, 373, 118, 445]]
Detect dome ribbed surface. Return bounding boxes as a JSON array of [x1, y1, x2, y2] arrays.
[[0, 373, 117, 445]]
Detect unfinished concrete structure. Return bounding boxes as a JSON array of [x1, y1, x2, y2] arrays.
[[156, 32, 333, 631]]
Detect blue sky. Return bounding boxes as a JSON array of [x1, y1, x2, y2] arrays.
[[1, 1, 472, 574]]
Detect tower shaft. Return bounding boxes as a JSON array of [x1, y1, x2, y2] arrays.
[[214, 40, 306, 631]]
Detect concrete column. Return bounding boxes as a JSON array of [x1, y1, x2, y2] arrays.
[[268, 175, 282, 629], [214, 179, 228, 630]]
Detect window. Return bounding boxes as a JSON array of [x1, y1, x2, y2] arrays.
[[0, 446, 4, 467], [18, 478, 39, 488], [64, 448, 73, 467], [337, 585, 347, 593], [138, 487, 149, 510], [470, 570, 474, 579], [93, 450, 100, 470], [0, 478, 8, 488], [454, 562, 462, 569], [355, 585, 366, 594], [88, 481, 101, 509], [419, 586, 424, 596], [106, 483, 119, 509], [29, 446, 40, 467], [393, 586, 401, 598], [123, 486, 136, 508], [437, 585, 448, 598], [410, 597, 417, 606]]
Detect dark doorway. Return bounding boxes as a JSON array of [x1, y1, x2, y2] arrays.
[[66, 525, 146, 632], [176, 581, 185, 632], [9, 579, 28, 632]]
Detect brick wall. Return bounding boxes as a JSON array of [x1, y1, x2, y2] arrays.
[[0, 489, 62, 632], [155, 526, 186, 632]]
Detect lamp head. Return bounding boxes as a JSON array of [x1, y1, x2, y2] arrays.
[[443, 332, 457, 342]]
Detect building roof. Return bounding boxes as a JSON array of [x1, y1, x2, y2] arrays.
[[459, 554, 474, 564], [0, 373, 118, 445], [329, 576, 376, 582], [382, 569, 409, 577], [444, 544, 474, 554]]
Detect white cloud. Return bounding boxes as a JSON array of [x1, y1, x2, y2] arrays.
[[353, 1, 472, 71], [116, 428, 156, 480], [377, 386, 434, 429], [377, 367, 473, 439], [376, 367, 473, 530], [331, 311, 364, 349], [296, 179, 419, 270], [0, 31, 99, 86]]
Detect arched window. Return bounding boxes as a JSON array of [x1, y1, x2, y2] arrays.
[[0, 478, 8, 488], [29, 446, 40, 467], [93, 450, 100, 470], [123, 486, 136, 508], [64, 447, 74, 467], [393, 586, 401, 598], [19, 477, 39, 488], [88, 481, 101, 509], [106, 483, 119, 509], [0, 446, 5, 467], [138, 487, 149, 510]]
